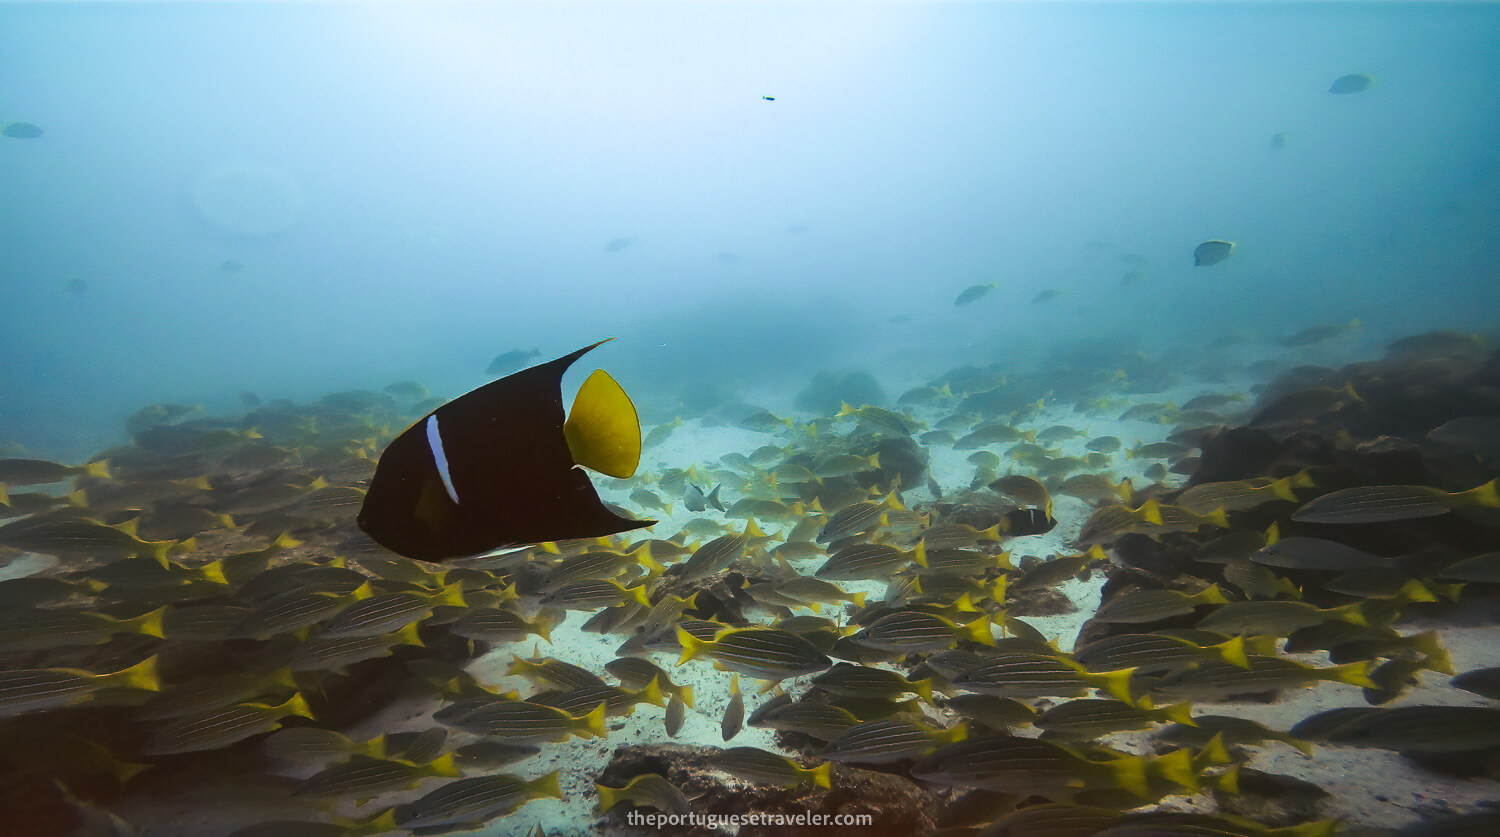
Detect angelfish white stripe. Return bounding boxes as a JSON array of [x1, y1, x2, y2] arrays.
[[425, 415, 461, 505]]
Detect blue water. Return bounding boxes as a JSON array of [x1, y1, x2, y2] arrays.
[[3, 2, 1497, 460]]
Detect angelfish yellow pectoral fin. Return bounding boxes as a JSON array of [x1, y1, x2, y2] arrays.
[[565, 369, 643, 479]]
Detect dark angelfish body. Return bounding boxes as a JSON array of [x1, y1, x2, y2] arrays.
[[358, 340, 654, 562]]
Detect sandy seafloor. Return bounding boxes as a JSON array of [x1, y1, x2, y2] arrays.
[[319, 375, 1500, 836], [10, 361, 1494, 835]]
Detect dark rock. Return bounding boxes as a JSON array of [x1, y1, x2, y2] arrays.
[[956, 386, 1033, 418], [680, 382, 729, 417], [1073, 571, 1225, 650], [1192, 426, 1330, 486], [1210, 334, 1500, 487], [756, 766, 935, 837], [868, 435, 929, 494], [598, 744, 729, 837], [1400, 747, 1500, 781], [778, 433, 927, 508], [1151, 336, 1500, 611], [650, 566, 790, 628], [1109, 531, 1199, 583], [1393, 810, 1500, 836], [596, 743, 937, 837], [1168, 455, 1201, 476], [934, 788, 1022, 829], [701, 401, 777, 429], [794, 371, 886, 416], [1212, 768, 1329, 827], [1003, 585, 1074, 618]]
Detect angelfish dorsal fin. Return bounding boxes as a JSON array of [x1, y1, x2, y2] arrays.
[[564, 369, 642, 479]]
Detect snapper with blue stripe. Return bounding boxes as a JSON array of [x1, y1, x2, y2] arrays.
[[358, 339, 654, 562]]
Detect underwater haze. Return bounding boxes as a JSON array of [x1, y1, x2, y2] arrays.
[[5, 5, 1500, 836], [3, 1, 1498, 458]]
